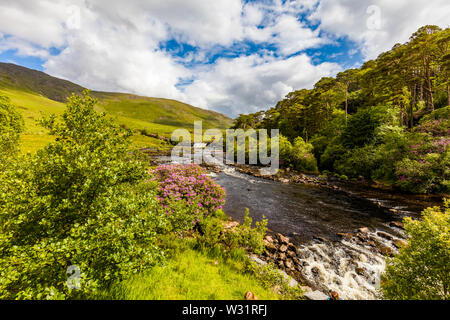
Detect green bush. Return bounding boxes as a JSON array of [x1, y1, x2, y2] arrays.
[[420, 106, 450, 123], [320, 138, 347, 171], [395, 152, 449, 193], [197, 209, 268, 256], [381, 200, 450, 300], [244, 260, 303, 300], [0, 95, 24, 162], [340, 106, 386, 148], [0, 92, 163, 299], [278, 134, 293, 167], [334, 145, 378, 178], [290, 137, 318, 173]]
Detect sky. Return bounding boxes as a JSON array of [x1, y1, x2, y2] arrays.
[[0, 0, 449, 118]]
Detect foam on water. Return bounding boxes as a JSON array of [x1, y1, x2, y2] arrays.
[[296, 230, 400, 300]]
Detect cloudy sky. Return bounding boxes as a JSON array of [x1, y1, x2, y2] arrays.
[[0, 0, 449, 117]]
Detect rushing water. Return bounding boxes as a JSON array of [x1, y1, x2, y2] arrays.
[[155, 154, 441, 300]]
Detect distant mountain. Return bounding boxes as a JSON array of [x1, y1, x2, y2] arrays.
[[0, 62, 232, 130], [0, 62, 85, 102]]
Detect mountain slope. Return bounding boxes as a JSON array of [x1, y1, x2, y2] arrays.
[[0, 62, 232, 152], [0, 62, 85, 102]]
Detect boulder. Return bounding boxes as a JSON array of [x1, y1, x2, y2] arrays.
[[284, 259, 294, 270], [287, 250, 296, 258], [311, 266, 320, 275], [279, 244, 288, 253], [380, 246, 394, 256], [224, 221, 239, 230], [313, 236, 328, 242], [303, 291, 329, 300], [337, 233, 353, 239], [264, 240, 277, 253], [389, 221, 404, 229], [276, 233, 290, 245], [377, 231, 394, 241], [245, 291, 258, 300], [358, 227, 370, 233], [357, 233, 367, 242], [249, 255, 267, 266], [393, 239, 408, 248]]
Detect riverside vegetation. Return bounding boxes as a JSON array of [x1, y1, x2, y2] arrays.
[[1, 90, 448, 300], [232, 26, 449, 194], [0, 92, 302, 299]]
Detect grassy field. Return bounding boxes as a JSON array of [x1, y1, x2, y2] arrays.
[[0, 86, 231, 154], [101, 237, 281, 300], [0, 63, 232, 154]]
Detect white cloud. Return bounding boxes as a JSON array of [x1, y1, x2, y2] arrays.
[[309, 0, 450, 59], [0, 0, 448, 117], [0, 35, 50, 59], [183, 54, 341, 117]]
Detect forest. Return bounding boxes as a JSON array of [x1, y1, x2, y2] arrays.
[[232, 25, 450, 194]]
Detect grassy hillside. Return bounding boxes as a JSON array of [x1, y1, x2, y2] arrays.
[[0, 62, 232, 153]]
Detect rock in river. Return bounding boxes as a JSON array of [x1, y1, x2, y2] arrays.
[[304, 291, 329, 300]]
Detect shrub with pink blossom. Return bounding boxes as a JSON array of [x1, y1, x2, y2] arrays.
[[150, 164, 226, 217]]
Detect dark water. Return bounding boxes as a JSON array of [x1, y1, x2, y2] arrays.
[[210, 167, 444, 299], [213, 168, 437, 244]]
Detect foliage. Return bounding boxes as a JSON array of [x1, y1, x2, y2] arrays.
[[196, 209, 268, 256], [381, 200, 450, 300], [230, 26, 449, 193], [395, 152, 449, 193], [244, 260, 303, 300], [278, 134, 293, 166], [340, 106, 385, 148], [0, 91, 163, 299], [100, 234, 282, 300], [290, 137, 318, 172], [420, 106, 450, 122], [0, 94, 24, 161]]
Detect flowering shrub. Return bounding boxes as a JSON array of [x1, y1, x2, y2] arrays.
[[395, 152, 449, 193], [150, 164, 226, 217]]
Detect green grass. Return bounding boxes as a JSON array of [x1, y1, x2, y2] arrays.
[[95, 92, 232, 130], [0, 87, 65, 135], [101, 241, 280, 300]]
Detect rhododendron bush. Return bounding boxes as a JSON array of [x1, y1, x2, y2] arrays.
[[150, 164, 226, 216]]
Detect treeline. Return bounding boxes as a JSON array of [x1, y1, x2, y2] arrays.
[[232, 26, 449, 194]]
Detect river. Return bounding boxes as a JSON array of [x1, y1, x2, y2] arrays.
[[155, 154, 443, 300]]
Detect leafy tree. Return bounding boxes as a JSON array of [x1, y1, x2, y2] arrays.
[[278, 134, 293, 166], [336, 69, 358, 124], [340, 106, 385, 149], [291, 137, 318, 172], [0, 91, 162, 299], [381, 200, 450, 300], [0, 95, 24, 162]]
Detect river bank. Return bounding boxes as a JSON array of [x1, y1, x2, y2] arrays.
[[148, 149, 443, 299]]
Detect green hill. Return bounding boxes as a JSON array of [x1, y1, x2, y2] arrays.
[[0, 62, 232, 153]]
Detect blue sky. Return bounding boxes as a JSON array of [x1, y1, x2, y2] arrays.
[[0, 0, 448, 117]]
